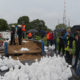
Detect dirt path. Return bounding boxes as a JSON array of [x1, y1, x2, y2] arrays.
[[8, 40, 42, 61]]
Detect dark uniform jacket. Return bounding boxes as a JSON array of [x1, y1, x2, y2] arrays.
[[11, 27, 15, 35], [17, 28, 23, 36], [75, 37, 80, 51]]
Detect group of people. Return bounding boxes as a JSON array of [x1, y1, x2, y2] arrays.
[[10, 25, 80, 70], [10, 24, 26, 45], [46, 29, 80, 70]]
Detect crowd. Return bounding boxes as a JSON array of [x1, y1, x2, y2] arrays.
[[10, 24, 34, 45], [9, 24, 80, 71], [10, 24, 26, 45], [0, 24, 80, 72], [46, 29, 80, 71]]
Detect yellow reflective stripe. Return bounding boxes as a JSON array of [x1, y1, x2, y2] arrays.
[[68, 41, 69, 45], [65, 46, 69, 51]]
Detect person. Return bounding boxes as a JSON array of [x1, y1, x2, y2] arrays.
[[47, 32, 51, 47], [22, 24, 26, 39], [17, 25, 23, 45], [58, 32, 65, 55], [32, 33, 36, 40], [72, 32, 80, 70], [53, 30, 57, 52], [76, 63, 80, 77], [50, 32, 54, 46], [28, 32, 32, 39], [10, 25, 16, 45], [63, 29, 71, 47], [4, 39, 8, 57], [0, 34, 4, 50], [40, 30, 46, 39], [15, 25, 18, 38], [65, 33, 75, 65], [40, 38, 45, 56]]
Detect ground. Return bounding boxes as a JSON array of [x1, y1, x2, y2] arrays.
[[8, 39, 42, 61], [0, 39, 79, 80]]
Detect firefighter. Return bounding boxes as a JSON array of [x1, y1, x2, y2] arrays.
[[58, 32, 65, 55], [28, 32, 32, 39], [22, 24, 26, 39], [17, 25, 23, 45], [47, 32, 51, 47], [50, 32, 54, 46], [72, 32, 80, 70], [65, 33, 75, 65], [10, 25, 16, 45]]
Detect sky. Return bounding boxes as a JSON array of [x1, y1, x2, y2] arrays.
[[0, 0, 80, 30]]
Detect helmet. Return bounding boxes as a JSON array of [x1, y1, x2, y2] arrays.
[[18, 25, 22, 27], [12, 25, 15, 27]]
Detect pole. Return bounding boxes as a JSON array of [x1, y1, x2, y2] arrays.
[[63, 0, 66, 26]]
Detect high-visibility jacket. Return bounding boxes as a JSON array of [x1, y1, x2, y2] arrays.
[[65, 36, 75, 55], [47, 32, 50, 40], [28, 33, 32, 38], [50, 33, 53, 40], [22, 25, 26, 31]]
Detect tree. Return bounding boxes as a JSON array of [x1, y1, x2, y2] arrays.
[[18, 16, 29, 24], [9, 23, 18, 30], [56, 24, 67, 30], [0, 19, 8, 31], [55, 24, 67, 33], [30, 19, 48, 31], [17, 16, 51, 32]]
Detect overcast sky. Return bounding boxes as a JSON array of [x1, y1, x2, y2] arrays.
[[0, 0, 80, 30]]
